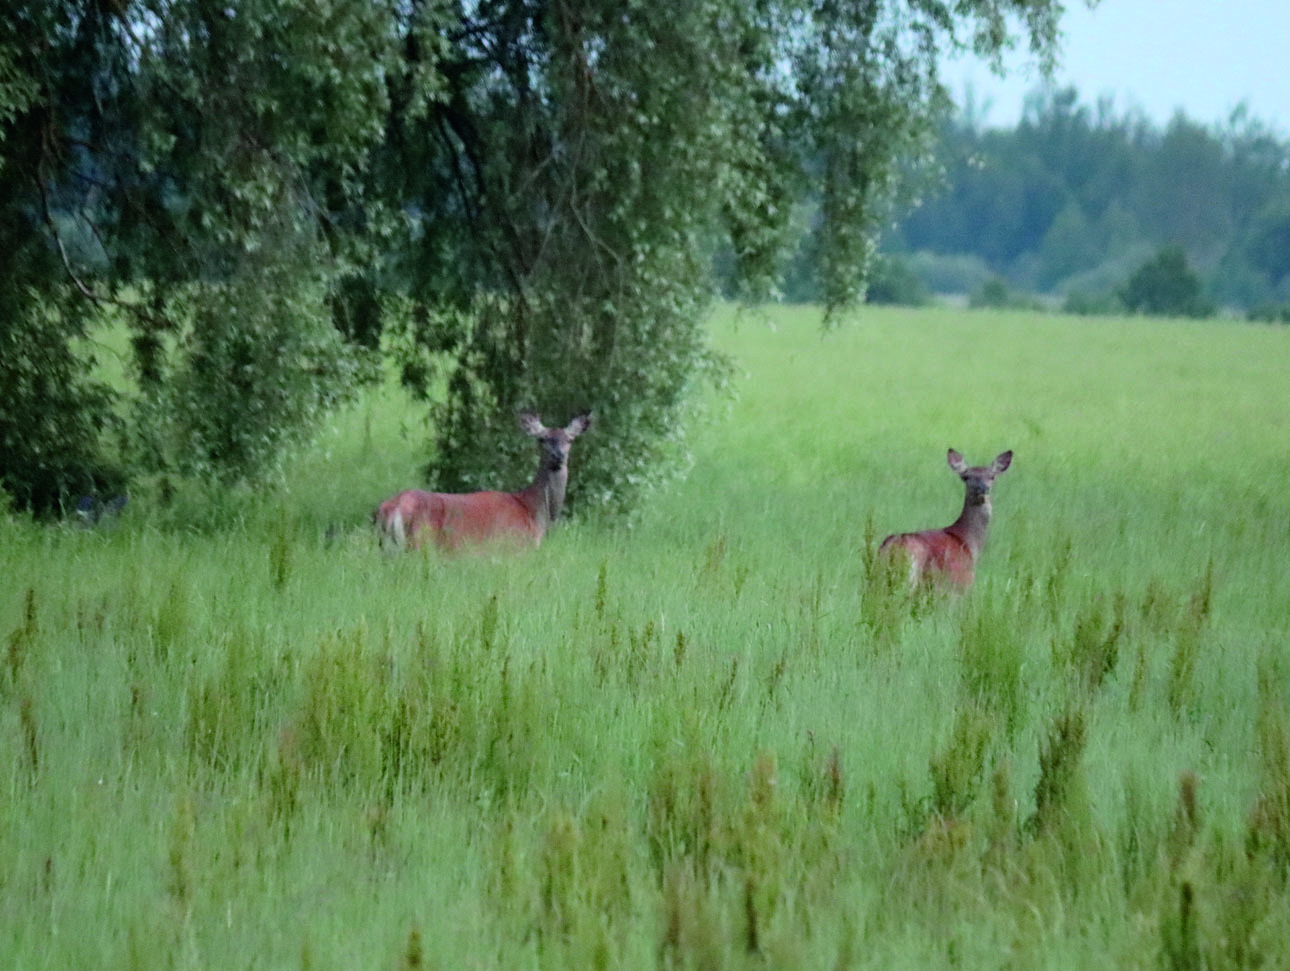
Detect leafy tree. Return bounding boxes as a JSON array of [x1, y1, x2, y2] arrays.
[[1244, 203, 1290, 288], [969, 276, 1038, 311], [1, 0, 1071, 518], [0, 291, 125, 513], [1118, 245, 1215, 319], [0, 0, 395, 511], [1034, 201, 1100, 290], [1134, 116, 1234, 259], [970, 278, 1013, 309], [377, 0, 1068, 517]]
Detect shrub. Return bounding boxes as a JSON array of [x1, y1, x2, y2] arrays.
[[1061, 289, 1124, 316], [969, 277, 1041, 311], [0, 290, 125, 515], [1118, 245, 1215, 318], [144, 252, 364, 486], [1247, 302, 1290, 324], [865, 254, 930, 306]]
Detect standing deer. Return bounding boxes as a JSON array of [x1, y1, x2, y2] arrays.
[[878, 449, 1013, 589], [375, 412, 592, 551]]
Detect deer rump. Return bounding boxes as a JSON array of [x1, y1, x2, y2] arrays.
[[377, 489, 541, 551], [876, 448, 1013, 590], [878, 529, 975, 588]]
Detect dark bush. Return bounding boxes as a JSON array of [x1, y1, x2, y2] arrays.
[[0, 292, 126, 517], [969, 277, 1041, 311], [1247, 302, 1290, 324], [1118, 246, 1215, 318]]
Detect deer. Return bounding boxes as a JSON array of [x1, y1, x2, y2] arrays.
[[374, 411, 592, 552], [877, 448, 1013, 589]]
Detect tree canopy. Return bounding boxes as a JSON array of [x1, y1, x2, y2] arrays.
[[1, 0, 1070, 516], [883, 89, 1290, 309]]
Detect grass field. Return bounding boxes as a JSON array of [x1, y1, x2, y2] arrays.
[[4, 304, 1290, 969]]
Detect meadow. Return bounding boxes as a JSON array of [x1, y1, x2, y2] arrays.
[[3, 304, 1290, 969]]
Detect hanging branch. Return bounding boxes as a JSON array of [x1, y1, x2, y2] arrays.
[[33, 167, 173, 334]]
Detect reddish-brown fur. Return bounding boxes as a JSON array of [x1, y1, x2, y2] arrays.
[[878, 449, 1013, 589], [374, 412, 591, 552]]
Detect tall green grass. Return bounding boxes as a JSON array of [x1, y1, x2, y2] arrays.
[[4, 304, 1290, 968]]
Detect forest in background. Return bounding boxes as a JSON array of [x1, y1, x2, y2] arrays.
[[779, 87, 1290, 317]]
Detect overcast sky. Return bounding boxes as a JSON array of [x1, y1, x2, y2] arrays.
[[945, 1, 1290, 132]]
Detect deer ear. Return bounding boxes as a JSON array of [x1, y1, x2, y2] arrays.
[[947, 449, 967, 474], [992, 450, 1013, 473], [517, 412, 546, 436], [566, 412, 592, 438]]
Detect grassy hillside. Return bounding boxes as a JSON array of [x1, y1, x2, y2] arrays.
[[4, 304, 1290, 969]]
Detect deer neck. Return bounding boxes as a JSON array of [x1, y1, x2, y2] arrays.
[[949, 494, 992, 560], [516, 463, 568, 531]]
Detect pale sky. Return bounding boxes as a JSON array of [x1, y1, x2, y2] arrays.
[[946, 1, 1290, 133]]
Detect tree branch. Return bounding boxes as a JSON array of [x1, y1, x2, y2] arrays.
[[33, 170, 173, 334]]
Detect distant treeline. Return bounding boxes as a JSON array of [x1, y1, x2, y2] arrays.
[[783, 87, 1290, 313]]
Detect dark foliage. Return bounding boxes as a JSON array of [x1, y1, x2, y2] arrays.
[[1, 0, 1068, 517], [1118, 246, 1215, 319]]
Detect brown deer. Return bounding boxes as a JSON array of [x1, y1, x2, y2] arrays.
[[878, 449, 1013, 589], [375, 412, 591, 551]]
